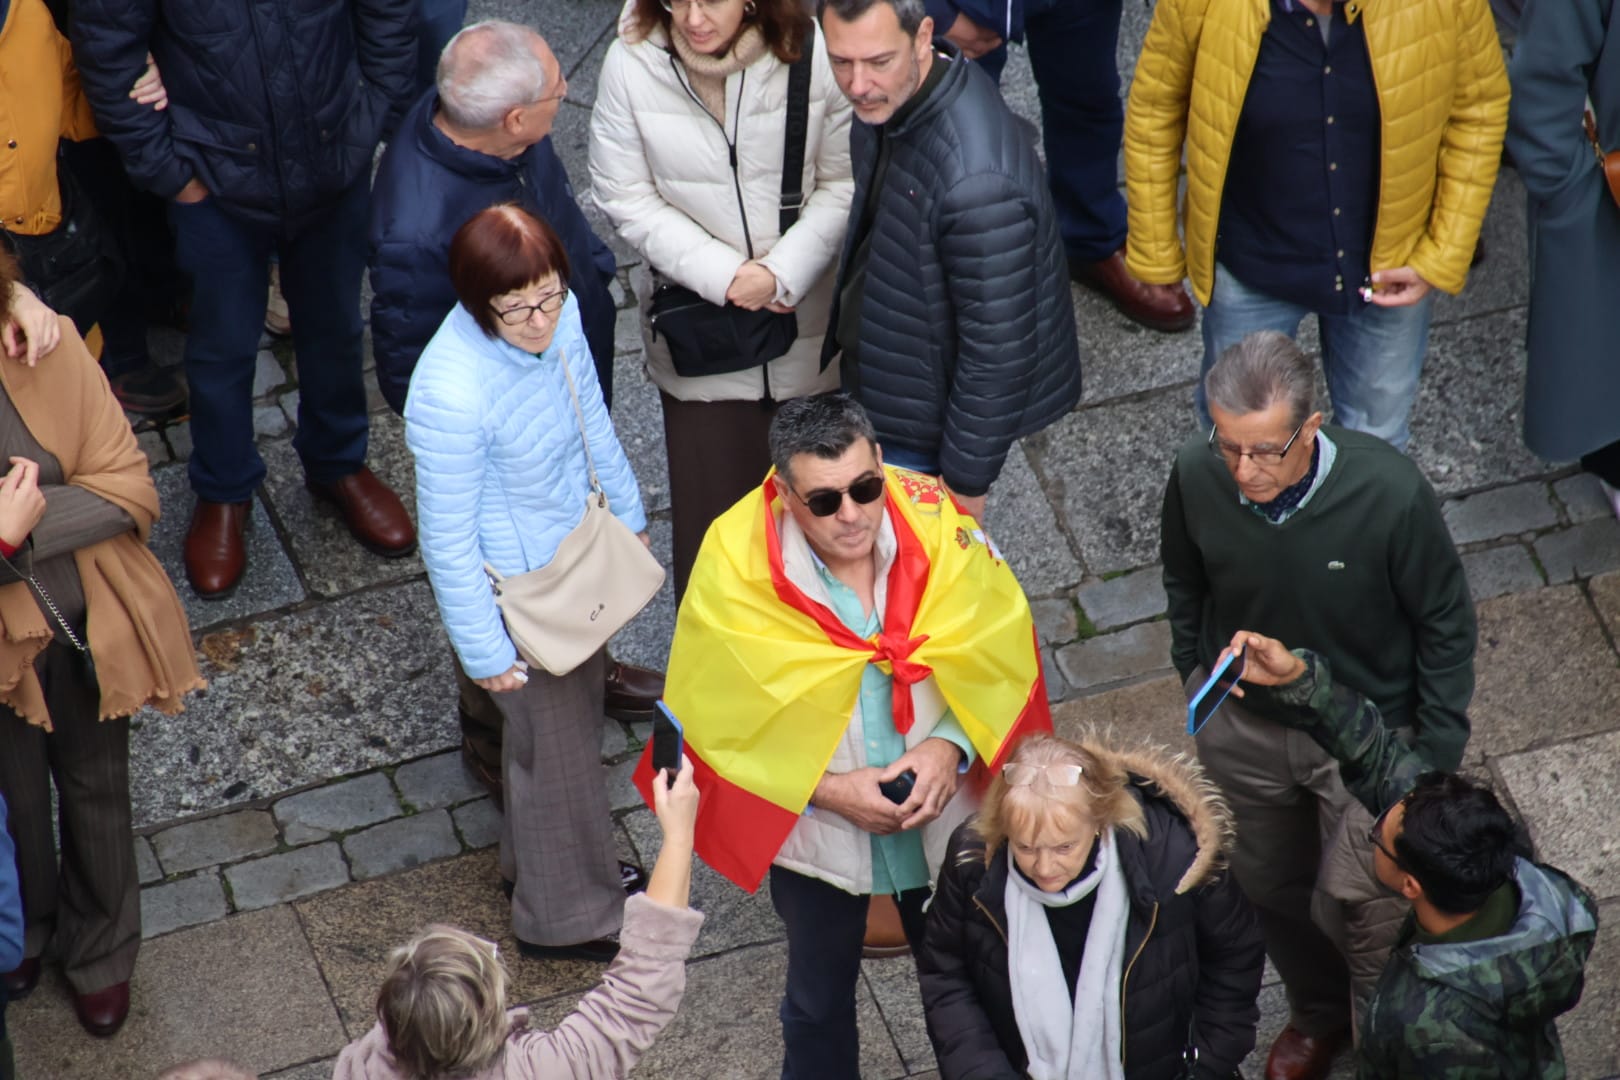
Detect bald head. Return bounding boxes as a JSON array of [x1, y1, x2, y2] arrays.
[[437, 20, 556, 131]]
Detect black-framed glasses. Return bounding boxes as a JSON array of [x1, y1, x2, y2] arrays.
[[659, 0, 731, 11], [791, 473, 885, 517], [1207, 418, 1307, 467], [492, 287, 569, 326], [1367, 803, 1405, 868]]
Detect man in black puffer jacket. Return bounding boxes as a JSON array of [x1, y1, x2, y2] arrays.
[[71, 0, 419, 599], [818, 0, 1082, 523]]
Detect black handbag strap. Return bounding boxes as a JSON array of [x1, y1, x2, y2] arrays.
[[778, 25, 815, 235]]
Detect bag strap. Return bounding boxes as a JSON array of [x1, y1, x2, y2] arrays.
[[557, 350, 604, 498], [778, 25, 815, 235]]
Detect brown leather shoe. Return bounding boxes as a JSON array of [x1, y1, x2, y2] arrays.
[[306, 466, 417, 558], [73, 980, 131, 1038], [184, 499, 251, 598], [2, 956, 40, 999], [1265, 1024, 1349, 1080], [604, 659, 664, 722], [1070, 249, 1196, 333]]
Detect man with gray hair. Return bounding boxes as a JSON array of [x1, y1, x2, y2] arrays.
[[368, 19, 664, 798], [1159, 329, 1476, 1080]]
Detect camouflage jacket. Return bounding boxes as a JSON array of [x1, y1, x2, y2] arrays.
[[1253, 653, 1601, 1079]]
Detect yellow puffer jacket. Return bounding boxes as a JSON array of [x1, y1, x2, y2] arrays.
[[0, 0, 98, 237], [1124, 0, 1508, 306]]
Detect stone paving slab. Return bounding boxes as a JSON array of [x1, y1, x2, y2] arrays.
[[135, 836, 162, 885], [554, 98, 644, 273], [153, 811, 279, 876], [9, 907, 346, 1079], [1553, 473, 1612, 525], [984, 442, 1085, 597], [1076, 565, 1168, 631], [1495, 731, 1620, 902], [1460, 542, 1544, 603], [1442, 481, 1559, 546], [1053, 620, 1173, 693], [453, 797, 503, 850], [274, 772, 401, 844], [1560, 900, 1619, 1080], [862, 955, 934, 1076], [142, 872, 228, 939], [1071, 289, 1203, 408], [226, 842, 351, 911], [1534, 518, 1620, 583], [1470, 586, 1620, 761], [1051, 673, 1189, 752], [604, 343, 673, 516], [128, 580, 458, 827], [609, 518, 678, 674], [1588, 569, 1620, 641], [342, 809, 462, 880], [393, 749, 486, 811], [1029, 597, 1080, 648]]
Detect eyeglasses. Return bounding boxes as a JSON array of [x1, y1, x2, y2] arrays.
[[492, 287, 569, 326], [1004, 763, 1085, 787], [659, 0, 733, 12], [1367, 803, 1405, 868], [1207, 418, 1307, 467], [790, 473, 885, 517]]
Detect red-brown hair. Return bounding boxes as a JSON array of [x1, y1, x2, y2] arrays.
[[448, 204, 572, 338], [630, 0, 808, 63]]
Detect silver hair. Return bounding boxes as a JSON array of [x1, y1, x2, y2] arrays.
[[437, 20, 548, 131], [817, 0, 928, 36], [1203, 330, 1317, 428], [769, 393, 879, 480]]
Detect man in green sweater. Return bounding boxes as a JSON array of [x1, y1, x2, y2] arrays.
[[1159, 330, 1477, 1080]]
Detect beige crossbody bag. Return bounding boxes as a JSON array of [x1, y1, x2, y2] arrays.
[[483, 353, 664, 676]]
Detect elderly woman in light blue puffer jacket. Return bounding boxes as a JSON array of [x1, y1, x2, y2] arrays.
[[404, 204, 647, 963]]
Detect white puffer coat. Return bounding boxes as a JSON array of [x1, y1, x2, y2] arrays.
[[588, 6, 853, 403]]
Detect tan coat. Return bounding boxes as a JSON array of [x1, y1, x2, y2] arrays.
[[0, 318, 202, 728], [1124, 0, 1509, 305]]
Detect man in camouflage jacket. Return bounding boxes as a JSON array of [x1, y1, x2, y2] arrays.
[[1226, 630, 1600, 1080]]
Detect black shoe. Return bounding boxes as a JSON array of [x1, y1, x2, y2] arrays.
[[517, 936, 620, 963], [107, 361, 188, 425]]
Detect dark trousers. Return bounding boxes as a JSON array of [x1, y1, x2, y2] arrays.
[[168, 179, 371, 503], [659, 392, 777, 602], [975, 0, 1128, 263], [0, 644, 139, 994], [769, 865, 929, 1079]]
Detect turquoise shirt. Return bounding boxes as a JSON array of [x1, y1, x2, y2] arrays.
[[812, 559, 976, 895]]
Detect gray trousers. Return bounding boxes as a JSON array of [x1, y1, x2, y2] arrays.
[[1188, 670, 1405, 1037], [494, 648, 624, 946], [0, 643, 139, 993]]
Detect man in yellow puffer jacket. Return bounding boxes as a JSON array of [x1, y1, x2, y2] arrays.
[[1124, 0, 1508, 453]]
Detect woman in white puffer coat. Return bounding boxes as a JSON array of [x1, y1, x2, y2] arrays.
[[588, 0, 853, 599]]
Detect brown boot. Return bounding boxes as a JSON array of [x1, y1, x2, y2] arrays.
[[306, 466, 417, 557], [1070, 248, 1196, 333], [184, 499, 251, 598]]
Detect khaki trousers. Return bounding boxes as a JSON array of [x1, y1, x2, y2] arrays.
[[1188, 669, 1405, 1036]]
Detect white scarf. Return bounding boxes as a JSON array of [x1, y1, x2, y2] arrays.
[[1004, 827, 1129, 1080]]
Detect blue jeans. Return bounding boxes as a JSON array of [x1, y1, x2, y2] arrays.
[[770, 866, 929, 1079], [1199, 263, 1435, 451], [168, 181, 371, 502], [416, 0, 468, 91], [973, 0, 1128, 262]]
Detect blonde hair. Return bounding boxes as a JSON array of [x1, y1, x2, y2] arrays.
[[157, 1061, 256, 1080], [975, 734, 1147, 860], [376, 925, 511, 1080]]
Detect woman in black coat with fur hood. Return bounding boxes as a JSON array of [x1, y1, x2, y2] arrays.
[[918, 733, 1264, 1080]]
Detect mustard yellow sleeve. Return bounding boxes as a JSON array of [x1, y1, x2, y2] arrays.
[[1124, 0, 1196, 286], [58, 31, 100, 142]]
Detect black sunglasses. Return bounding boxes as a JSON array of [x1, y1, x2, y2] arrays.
[[791, 474, 885, 517]]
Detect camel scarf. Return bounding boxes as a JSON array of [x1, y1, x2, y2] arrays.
[[0, 317, 203, 728]]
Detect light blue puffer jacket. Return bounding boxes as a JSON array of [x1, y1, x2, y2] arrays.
[[404, 297, 646, 679]]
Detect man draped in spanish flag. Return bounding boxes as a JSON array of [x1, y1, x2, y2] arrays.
[[633, 394, 1050, 1078]]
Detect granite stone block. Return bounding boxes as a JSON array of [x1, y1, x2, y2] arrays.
[[1469, 586, 1620, 760], [1029, 597, 1079, 647], [146, 465, 306, 632], [1076, 566, 1169, 630], [1553, 472, 1611, 524], [342, 810, 462, 881], [127, 580, 458, 828], [274, 772, 401, 844], [1041, 647, 1071, 703], [609, 518, 677, 673], [136, 429, 168, 467], [252, 349, 287, 397], [1533, 518, 1620, 583], [1441, 481, 1558, 545], [1053, 621, 1174, 693], [452, 797, 502, 850], [152, 811, 280, 875], [984, 442, 1084, 596], [601, 718, 630, 760], [608, 341, 671, 514], [1589, 569, 1620, 640], [621, 807, 783, 959], [226, 842, 351, 911], [259, 410, 423, 597], [1559, 898, 1618, 1079], [1460, 543, 1543, 602], [1072, 287, 1204, 407], [253, 403, 290, 438], [141, 873, 228, 938], [606, 754, 644, 813], [165, 420, 192, 460], [1496, 732, 1620, 901], [862, 955, 933, 1075], [1052, 673, 1189, 752], [394, 750, 487, 811], [135, 836, 162, 885]]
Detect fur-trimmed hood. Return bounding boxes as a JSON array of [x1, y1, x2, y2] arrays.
[[1104, 739, 1235, 896]]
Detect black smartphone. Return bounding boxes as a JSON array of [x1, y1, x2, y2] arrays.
[[878, 769, 917, 805], [651, 699, 684, 777]]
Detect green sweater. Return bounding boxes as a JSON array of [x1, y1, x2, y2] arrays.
[[1160, 426, 1476, 771]]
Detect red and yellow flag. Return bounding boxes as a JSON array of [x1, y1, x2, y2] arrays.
[[634, 467, 1052, 892]]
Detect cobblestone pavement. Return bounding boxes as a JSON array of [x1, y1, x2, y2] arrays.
[[12, 2, 1619, 1077]]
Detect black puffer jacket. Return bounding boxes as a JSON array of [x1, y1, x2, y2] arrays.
[[823, 43, 1081, 497], [917, 746, 1264, 1080], [72, 0, 415, 229]]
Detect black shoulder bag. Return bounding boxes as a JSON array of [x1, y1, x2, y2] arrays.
[[648, 37, 813, 379]]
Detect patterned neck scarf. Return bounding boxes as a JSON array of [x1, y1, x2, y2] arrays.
[[1253, 437, 1321, 523]]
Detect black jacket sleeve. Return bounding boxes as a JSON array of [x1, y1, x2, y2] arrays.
[[71, 0, 191, 198], [1188, 869, 1265, 1077], [916, 830, 1022, 1080], [350, 0, 418, 135]]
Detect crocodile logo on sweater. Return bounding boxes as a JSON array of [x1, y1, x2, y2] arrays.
[[1327, 560, 1346, 570]]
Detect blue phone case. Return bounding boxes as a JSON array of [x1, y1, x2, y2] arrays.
[[1187, 651, 1246, 736]]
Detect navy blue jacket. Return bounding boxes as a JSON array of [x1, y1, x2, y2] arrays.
[[71, 0, 415, 229], [368, 90, 617, 415]]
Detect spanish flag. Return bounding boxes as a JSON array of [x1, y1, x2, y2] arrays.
[[633, 467, 1052, 892]]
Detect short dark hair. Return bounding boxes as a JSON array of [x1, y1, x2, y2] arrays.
[[631, 0, 809, 62], [817, 0, 927, 36], [1394, 773, 1519, 916], [769, 392, 878, 480], [448, 204, 572, 339]]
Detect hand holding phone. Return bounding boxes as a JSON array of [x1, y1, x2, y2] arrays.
[[1187, 649, 1247, 736], [878, 769, 916, 805], [651, 699, 684, 778]]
